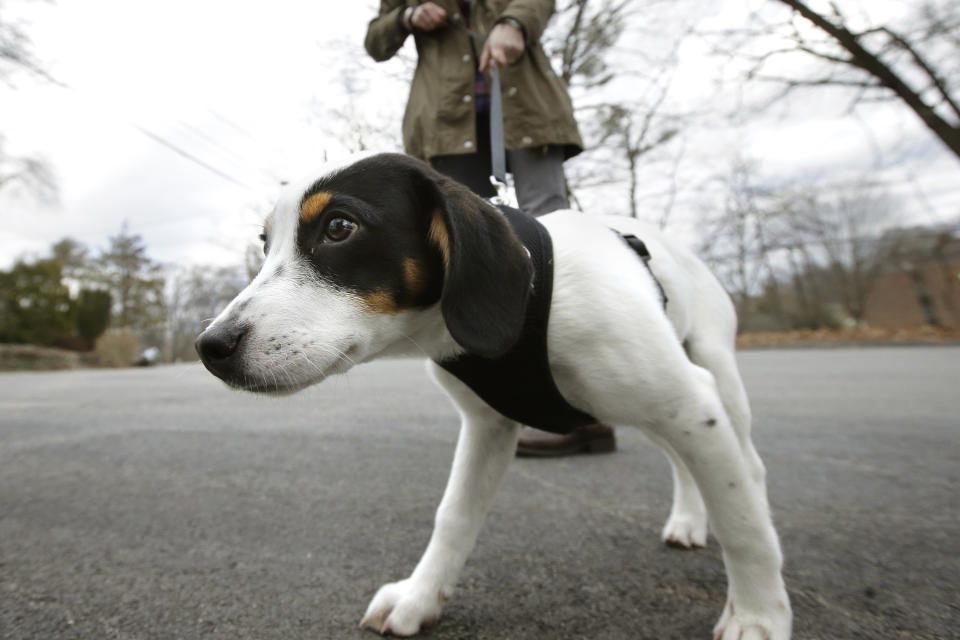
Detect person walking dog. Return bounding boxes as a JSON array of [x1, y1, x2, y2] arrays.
[[365, 0, 616, 455]]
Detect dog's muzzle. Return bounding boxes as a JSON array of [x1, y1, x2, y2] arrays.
[[195, 323, 248, 382]]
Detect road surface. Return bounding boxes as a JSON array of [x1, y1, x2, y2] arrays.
[[1, 347, 957, 639]]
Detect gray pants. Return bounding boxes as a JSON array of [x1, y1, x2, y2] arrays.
[[508, 145, 569, 216], [430, 113, 569, 216]]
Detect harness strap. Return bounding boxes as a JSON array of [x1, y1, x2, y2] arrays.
[[436, 206, 597, 434], [434, 214, 669, 435], [613, 230, 668, 308]]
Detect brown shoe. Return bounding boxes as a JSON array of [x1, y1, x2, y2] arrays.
[[516, 423, 616, 457]]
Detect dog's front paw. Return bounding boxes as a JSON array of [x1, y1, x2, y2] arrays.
[[662, 512, 708, 549], [712, 597, 792, 640], [360, 578, 447, 637]]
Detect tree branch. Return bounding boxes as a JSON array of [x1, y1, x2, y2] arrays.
[[776, 0, 960, 159], [878, 26, 960, 122]]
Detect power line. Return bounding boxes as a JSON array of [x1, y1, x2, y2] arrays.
[[52, 80, 277, 192], [186, 113, 286, 185], [131, 124, 251, 190]]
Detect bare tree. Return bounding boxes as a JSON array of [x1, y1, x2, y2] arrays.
[[787, 183, 895, 324], [165, 264, 247, 362], [1, 1, 58, 201], [737, 0, 960, 160], [549, 0, 632, 89], [0, 0, 46, 81], [311, 35, 408, 156], [592, 93, 679, 218], [545, 0, 695, 219], [0, 135, 56, 201], [315, 58, 404, 154], [243, 242, 264, 280], [694, 160, 903, 329], [697, 158, 780, 322]]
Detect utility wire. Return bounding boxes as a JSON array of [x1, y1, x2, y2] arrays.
[[182, 114, 286, 185], [132, 124, 251, 190], [51, 80, 275, 192]]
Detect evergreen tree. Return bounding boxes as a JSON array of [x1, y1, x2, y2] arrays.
[[75, 289, 112, 348], [0, 259, 74, 345], [97, 223, 166, 331], [51, 237, 93, 285]]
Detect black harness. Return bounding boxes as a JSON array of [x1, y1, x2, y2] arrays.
[[435, 206, 665, 435]]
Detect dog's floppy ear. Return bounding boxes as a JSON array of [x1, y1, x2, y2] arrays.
[[424, 174, 532, 359]]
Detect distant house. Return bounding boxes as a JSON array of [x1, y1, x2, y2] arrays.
[[863, 227, 960, 328]]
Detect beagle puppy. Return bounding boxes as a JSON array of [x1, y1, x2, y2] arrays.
[[196, 153, 791, 639]]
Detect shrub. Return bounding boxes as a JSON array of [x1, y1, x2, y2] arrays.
[[76, 289, 112, 348], [94, 329, 142, 368]]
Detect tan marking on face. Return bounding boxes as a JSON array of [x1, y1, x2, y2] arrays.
[[428, 209, 450, 270], [403, 258, 426, 298], [363, 291, 400, 315], [301, 191, 333, 223]]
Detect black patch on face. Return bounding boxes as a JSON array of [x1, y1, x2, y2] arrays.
[[296, 155, 445, 310]]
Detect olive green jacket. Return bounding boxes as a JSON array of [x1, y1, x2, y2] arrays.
[[365, 0, 583, 161]]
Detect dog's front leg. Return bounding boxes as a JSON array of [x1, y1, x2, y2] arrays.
[[361, 363, 520, 637]]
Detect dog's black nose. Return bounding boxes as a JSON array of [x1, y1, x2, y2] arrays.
[[196, 323, 247, 369]]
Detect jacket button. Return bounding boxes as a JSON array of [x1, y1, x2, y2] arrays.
[[462, 54, 471, 62], [507, 86, 518, 97], [463, 95, 472, 103], [464, 140, 474, 149], [522, 136, 533, 145]]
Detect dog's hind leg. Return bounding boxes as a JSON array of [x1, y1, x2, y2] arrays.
[[642, 356, 791, 640], [681, 267, 767, 490], [644, 432, 708, 549], [361, 362, 520, 637], [685, 337, 768, 494], [652, 337, 769, 550]]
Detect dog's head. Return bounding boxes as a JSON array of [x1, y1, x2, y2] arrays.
[[196, 153, 533, 393]]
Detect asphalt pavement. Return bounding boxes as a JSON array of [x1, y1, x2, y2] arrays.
[[1, 347, 958, 640]]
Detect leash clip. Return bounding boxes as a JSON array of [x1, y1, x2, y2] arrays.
[[489, 175, 508, 206]]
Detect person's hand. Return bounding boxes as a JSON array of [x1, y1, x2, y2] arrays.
[[479, 22, 525, 72], [411, 2, 447, 31]]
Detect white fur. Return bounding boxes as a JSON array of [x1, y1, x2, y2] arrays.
[[202, 186, 791, 638]]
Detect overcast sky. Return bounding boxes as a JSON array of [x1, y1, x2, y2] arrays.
[[1, 0, 957, 272], [0, 1, 400, 269]]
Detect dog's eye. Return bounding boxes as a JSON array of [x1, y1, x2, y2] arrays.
[[259, 232, 269, 256], [324, 217, 357, 243]]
